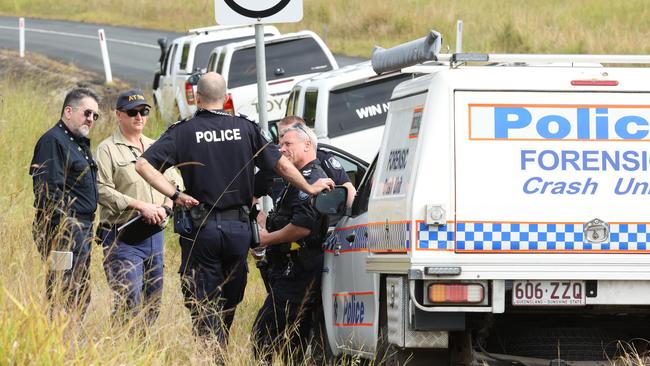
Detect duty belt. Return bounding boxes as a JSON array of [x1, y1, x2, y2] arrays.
[[190, 203, 245, 221]]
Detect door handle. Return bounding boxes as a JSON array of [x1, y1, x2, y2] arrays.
[[334, 244, 342, 256]]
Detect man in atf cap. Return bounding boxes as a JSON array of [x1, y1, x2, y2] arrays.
[[96, 88, 182, 326], [30, 87, 101, 317], [135, 72, 333, 349]]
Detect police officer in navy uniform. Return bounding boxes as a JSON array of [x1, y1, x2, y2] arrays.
[[252, 122, 329, 365], [135, 72, 333, 345], [30, 87, 100, 317], [252, 116, 357, 297], [254, 116, 356, 206]]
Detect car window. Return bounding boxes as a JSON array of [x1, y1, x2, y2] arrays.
[[169, 44, 179, 73], [207, 53, 217, 72], [327, 73, 413, 138], [302, 90, 318, 128], [191, 34, 263, 73], [228, 37, 334, 88], [179, 42, 190, 71], [216, 53, 225, 74], [351, 156, 377, 216], [286, 90, 299, 117], [326, 150, 367, 189]]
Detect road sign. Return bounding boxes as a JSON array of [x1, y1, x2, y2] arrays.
[[215, 0, 303, 25]]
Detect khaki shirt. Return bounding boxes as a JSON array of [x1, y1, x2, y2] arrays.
[[96, 129, 183, 225]]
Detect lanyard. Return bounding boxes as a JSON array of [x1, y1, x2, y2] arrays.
[[127, 145, 140, 160]]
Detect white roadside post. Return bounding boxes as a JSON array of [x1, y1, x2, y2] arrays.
[[456, 20, 463, 53], [215, 0, 304, 213], [19, 17, 25, 57], [97, 29, 113, 83]]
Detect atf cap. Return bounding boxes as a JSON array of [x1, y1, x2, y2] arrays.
[[116, 88, 151, 110]]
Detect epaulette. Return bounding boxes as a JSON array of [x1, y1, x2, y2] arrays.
[[236, 113, 255, 123], [164, 117, 190, 132]]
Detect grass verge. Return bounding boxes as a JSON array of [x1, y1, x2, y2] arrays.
[[2, 1, 650, 57]]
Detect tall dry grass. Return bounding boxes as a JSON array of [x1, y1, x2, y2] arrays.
[[0, 52, 282, 365], [2, 0, 650, 56]]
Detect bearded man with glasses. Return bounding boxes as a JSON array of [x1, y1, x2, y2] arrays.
[[30, 87, 101, 318], [95, 89, 182, 327]]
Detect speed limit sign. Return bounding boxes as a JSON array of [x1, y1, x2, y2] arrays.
[[215, 0, 303, 25]]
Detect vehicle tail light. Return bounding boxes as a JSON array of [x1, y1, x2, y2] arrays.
[[428, 283, 484, 304], [223, 93, 234, 115], [185, 81, 195, 105]]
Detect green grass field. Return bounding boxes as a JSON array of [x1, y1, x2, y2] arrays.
[[2, 1, 650, 363], [0, 52, 282, 365], [2, 1, 650, 56]]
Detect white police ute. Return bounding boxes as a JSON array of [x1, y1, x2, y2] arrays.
[[315, 31, 650, 365], [285, 60, 446, 163]]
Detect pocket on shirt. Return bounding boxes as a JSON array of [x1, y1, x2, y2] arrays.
[[114, 159, 138, 185]]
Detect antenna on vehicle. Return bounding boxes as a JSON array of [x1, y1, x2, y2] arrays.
[[371, 30, 442, 75]]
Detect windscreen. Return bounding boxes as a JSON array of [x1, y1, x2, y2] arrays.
[[228, 37, 333, 88], [327, 73, 413, 138], [191, 35, 261, 72]]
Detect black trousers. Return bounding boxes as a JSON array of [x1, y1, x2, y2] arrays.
[[179, 216, 250, 344], [252, 262, 321, 364], [33, 215, 93, 318]]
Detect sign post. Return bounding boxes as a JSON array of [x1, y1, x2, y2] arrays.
[[215, 0, 303, 134], [215, 0, 303, 212], [254, 24, 269, 135]]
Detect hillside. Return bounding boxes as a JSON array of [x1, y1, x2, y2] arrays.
[[2, 1, 650, 56]]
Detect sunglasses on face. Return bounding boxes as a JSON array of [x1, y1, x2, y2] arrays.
[[122, 108, 150, 117], [83, 109, 100, 121]]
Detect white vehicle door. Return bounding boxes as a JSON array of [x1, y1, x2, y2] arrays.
[[323, 157, 377, 354]]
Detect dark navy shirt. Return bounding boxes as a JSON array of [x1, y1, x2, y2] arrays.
[[317, 149, 351, 187], [275, 159, 328, 230], [269, 159, 327, 303], [142, 110, 282, 209], [254, 148, 350, 201], [30, 121, 98, 220]]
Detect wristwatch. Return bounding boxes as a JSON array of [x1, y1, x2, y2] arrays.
[[169, 189, 181, 201]]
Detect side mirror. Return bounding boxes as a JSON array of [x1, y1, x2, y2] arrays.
[[187, 72, 202, 86], [314, 186, 348, 217]]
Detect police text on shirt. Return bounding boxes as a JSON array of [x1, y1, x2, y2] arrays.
[[195, 129, 242, 143]]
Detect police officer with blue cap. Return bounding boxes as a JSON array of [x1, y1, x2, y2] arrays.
[[135, 72, 333, 345]]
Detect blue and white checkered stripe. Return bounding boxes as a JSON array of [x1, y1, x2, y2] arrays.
[[417, 222, 650, 252], [417, 222, 454, 250]]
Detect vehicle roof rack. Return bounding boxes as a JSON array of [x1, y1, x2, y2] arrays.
[[372, 31, 650, 73], [445, 53, 650, 65], [187, 25, 250, 34]]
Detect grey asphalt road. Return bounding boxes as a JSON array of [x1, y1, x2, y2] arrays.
[[0, 16, 364, 88], [0, 16, 179, 88]]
